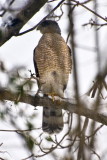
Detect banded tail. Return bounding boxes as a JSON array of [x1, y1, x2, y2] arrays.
[[42, 107, 63, 134]]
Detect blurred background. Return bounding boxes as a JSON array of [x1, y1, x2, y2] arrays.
[[0, 0, 107, 160]]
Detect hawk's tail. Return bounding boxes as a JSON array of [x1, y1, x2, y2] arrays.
[[42, 107, 63, 134]]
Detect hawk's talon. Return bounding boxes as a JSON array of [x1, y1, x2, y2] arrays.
[[47, 93, 58, 101]]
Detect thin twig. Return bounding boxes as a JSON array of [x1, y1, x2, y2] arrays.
[[86, 124, 103, 139], [71, 0, 107, 22], [0, 128, 41, 133]]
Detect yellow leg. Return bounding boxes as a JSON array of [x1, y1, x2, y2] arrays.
[[48, 93, 58, 102], [51, 95, 55, 101]]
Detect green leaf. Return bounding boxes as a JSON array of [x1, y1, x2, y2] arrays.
[[26, 136, 34, 150], [46, 136, 53, 142]]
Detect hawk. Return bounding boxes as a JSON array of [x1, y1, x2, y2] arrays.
[[33, 20, 72, 133]]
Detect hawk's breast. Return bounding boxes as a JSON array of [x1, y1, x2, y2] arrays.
[[34, 33, 72, 96]]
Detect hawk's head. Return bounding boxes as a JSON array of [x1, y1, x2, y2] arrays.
[[37, 20, 61, 34]]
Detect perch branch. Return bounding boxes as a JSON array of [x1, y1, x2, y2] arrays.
[[0, 88, 107, 126]]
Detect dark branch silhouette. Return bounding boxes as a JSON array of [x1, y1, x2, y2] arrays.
[[0, 0, 48, 46]]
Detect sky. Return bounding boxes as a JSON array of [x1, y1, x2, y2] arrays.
[[0, 0, 107, 160]]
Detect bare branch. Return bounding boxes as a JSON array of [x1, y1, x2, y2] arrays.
[[83, 20, 107, 29], [0, 128, 41, 133], [86, 124, 103, 139], [71, 0, 107, 22]]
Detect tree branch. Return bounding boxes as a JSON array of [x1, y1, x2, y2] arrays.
[[0, 0, 48, 46], [0, 88, 107, 126]]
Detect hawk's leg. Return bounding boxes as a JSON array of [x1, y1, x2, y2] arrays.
[[47, 93, 60, 101]]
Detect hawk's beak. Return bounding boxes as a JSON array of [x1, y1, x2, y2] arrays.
[[37, 24, 41, 30], [36, 26, 39, 30]]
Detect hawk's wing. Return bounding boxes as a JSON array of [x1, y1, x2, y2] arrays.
[[68, 45, 72, 57], [33, 48, 39, 78]]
